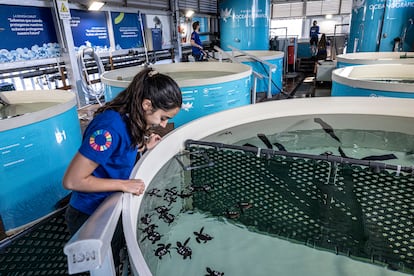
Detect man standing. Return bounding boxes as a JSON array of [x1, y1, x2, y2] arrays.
[[191, 21, 204, 61], [310, 20, 320, 56]]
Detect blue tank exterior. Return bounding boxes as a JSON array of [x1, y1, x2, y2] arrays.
[[0, 106, 81, 232], [104, 85, 124, 102], [348, 0, 414, 53], [219, 0, 270, 51], [347, 0, 386, 52], [379, 0, 414, 52], [172, 76, 251, 127], [336, 61, 356, 68], [332, 81, 414, 98], [243, 57, 283, 95]]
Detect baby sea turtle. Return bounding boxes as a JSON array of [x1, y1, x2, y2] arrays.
[[205, 267, 224, 276], [164, 194, 177, 206], [147, 188, 162, 197], [191, 184, 213, 193], [140, 224, 162, 244], [164, 187, 178, 197], [175, 237, 192, 259], [140, 230, 162, 244], [140, 213, 153, 225], [155, 205, 171, 215], [159, 212, 175, 225], [177, 189, 194, 198], [141, 223, 158, 234], [154, 243, 171, 259], [194, 227, 213, 244]]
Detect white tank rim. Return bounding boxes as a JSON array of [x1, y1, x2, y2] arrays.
[[332, 64, 414, 93], [101, 62, 253, 89], [0, 90, 77, 131]]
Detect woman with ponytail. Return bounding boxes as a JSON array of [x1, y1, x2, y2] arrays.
[[63, 67, 182, 266]]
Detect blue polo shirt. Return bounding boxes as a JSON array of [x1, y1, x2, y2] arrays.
[[69, 110, 138, 215], [191, 31, 202, 56], [310, 25, 319, 39]]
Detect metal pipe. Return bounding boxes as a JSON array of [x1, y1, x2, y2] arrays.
[[138, 11, 149, 65], [227, 46, 276, 99], [213, 45, 264, 103], [184, 139, 414, 174]]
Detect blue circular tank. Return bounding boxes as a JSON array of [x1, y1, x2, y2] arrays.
[[337, 52, 414, 67], [332, 64, 414, 98], [348, 0, 414, 52], [101, 63, 252, 128], [0, 90, 81, 234], [219, 0, 270, 51]]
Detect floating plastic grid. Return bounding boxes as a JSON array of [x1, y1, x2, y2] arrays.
[[187, 145, 414, 273]]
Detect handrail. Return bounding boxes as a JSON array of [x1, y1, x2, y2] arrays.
[[64, 192, 123, 276], [227, 45, 277, 99], [213, 45, 264, 104]]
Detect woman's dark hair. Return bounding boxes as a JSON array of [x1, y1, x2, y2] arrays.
[[192, 21, 200, 31], [318, 33, 327, 49], [95, 67, 182, 147]]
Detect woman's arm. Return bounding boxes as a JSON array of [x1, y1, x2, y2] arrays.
[[63, 152, 145, 195], [190, 38, 203, 50]]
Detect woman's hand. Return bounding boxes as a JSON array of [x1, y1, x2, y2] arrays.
[[63, 153, 146, 195], [146, 133, 162, 150], [122, 179, 145, 196]]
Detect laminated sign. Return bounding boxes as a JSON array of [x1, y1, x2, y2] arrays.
[[56, 0, 71, 20]]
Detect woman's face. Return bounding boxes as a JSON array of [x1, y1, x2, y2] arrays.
[[143, 99, 180, 128]]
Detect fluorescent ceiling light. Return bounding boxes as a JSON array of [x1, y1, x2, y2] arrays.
[[185, 10, 194, 18], [89, 1, 105, 11], [325, 14, 333, 19]]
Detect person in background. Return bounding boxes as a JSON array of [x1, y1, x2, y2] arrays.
[[191, 21, 205, 61], [317, 33, 328, 60], [63, 67, 182, 267], [310, 20, 320, 57]]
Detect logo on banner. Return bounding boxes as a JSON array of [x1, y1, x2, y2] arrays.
[[220, 7, 267, 23], [352, 0, 365, 13]]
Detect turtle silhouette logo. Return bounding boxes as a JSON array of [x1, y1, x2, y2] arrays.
[[352, 0, 365, 13], [220, 8, 232, 22], [181, 102, 193, 112]]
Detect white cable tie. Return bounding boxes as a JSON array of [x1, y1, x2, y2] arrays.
[[396, 165, 401, 177], [257, 148, 261, 158]]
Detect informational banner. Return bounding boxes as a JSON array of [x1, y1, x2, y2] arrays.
[[111, 12, 143, 50], [0, 4, 60, 63], [70, 9, 110, 53], [144, 14, 172, 48]]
